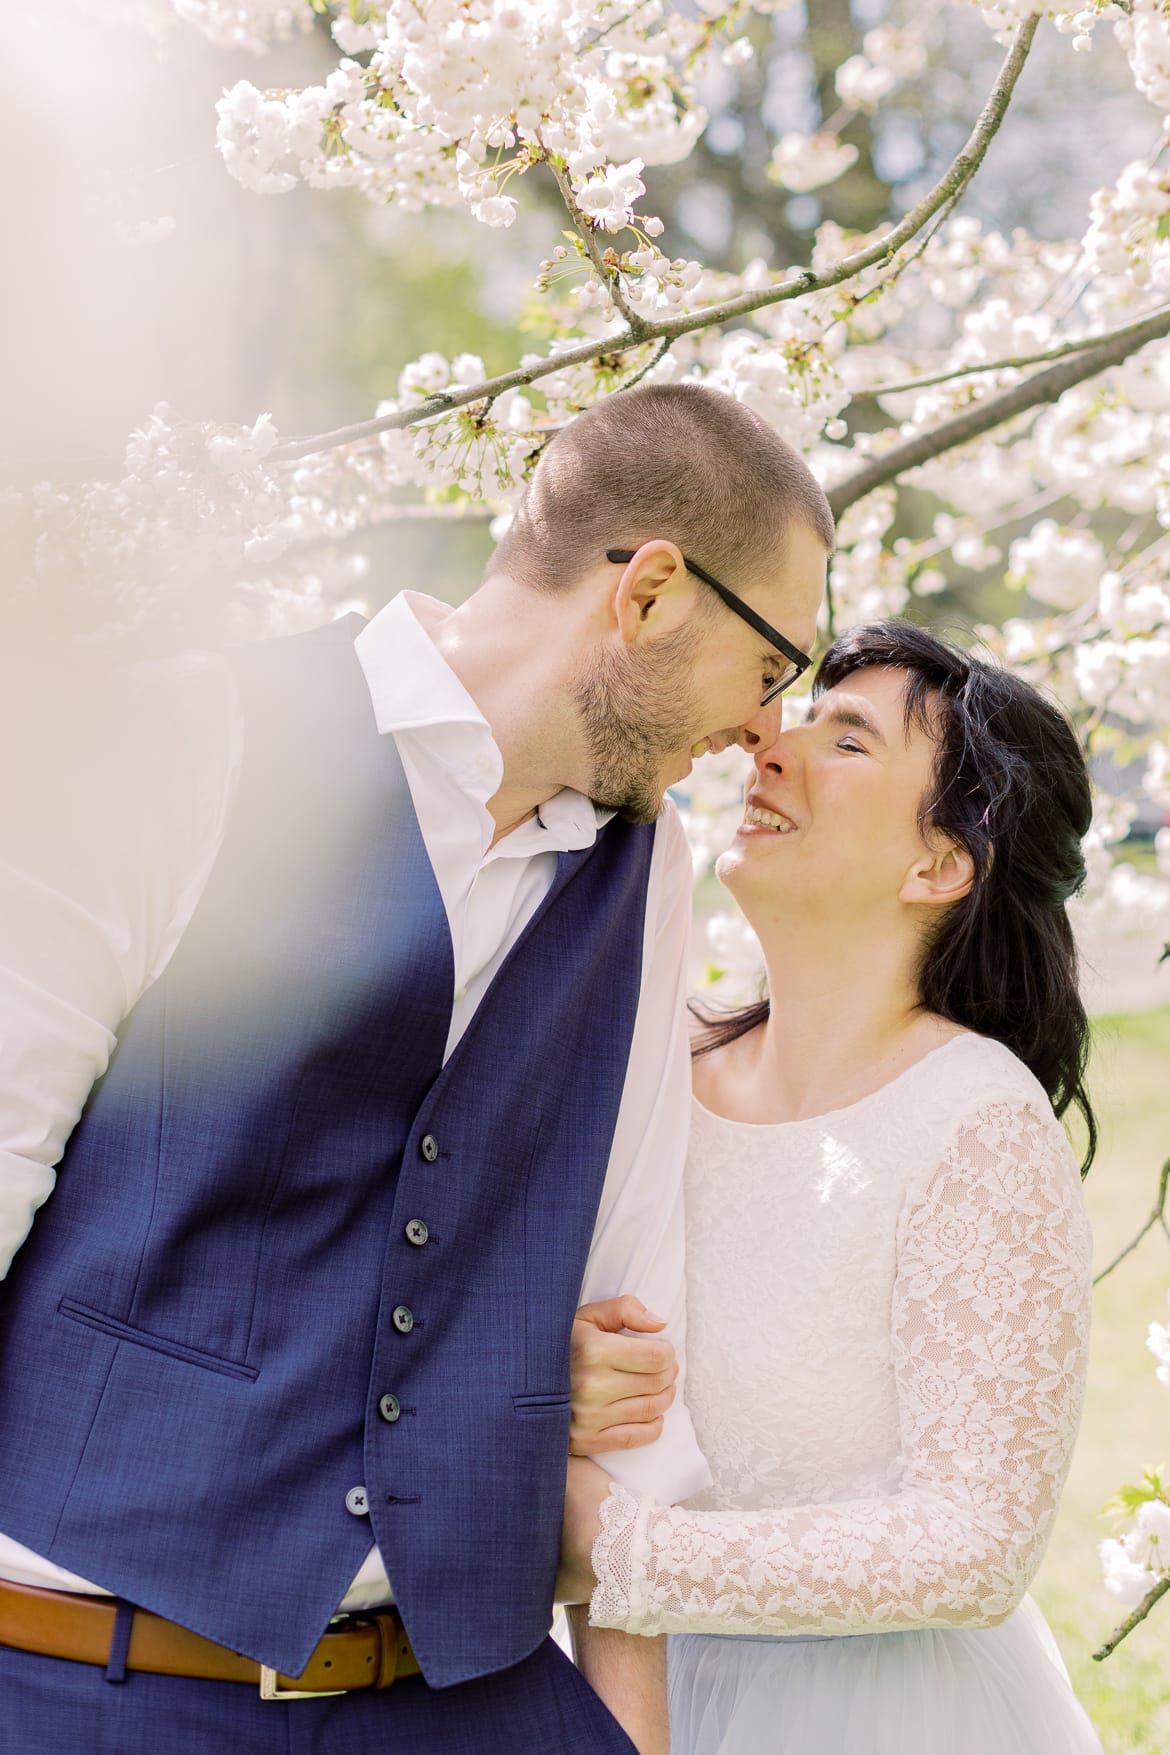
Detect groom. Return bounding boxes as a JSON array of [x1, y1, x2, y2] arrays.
[[0, 382, 830, 1752]]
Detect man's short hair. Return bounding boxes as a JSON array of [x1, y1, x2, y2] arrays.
[[489, 381, 834, 594]]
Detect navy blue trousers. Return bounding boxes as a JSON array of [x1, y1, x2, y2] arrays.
[[0, 1634, 637, 1754]]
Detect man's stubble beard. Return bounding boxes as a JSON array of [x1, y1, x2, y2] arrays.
[[573, 623, 704, 825]]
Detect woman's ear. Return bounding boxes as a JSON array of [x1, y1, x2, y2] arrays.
[[899, 838, 975, 910]]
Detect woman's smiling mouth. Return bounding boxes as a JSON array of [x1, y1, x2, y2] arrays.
[[742, 805, 797, 834]]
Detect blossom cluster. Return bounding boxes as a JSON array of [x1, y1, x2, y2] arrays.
[[1151, 1292, 1170, 1390], [212, 1, 774, 226], [1098, 1296, 1170, 1613], [1114, 0, 1170, 116], [172, 0, 313, 53], [375, 351, 547, 500], [1084, 162, 1170, 292], [743, 17, 931, 195], [1100, 1495, 1170, 1608], [18, 402, 407, 646]]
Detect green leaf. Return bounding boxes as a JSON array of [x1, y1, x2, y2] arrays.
[[1102, 1468, 1169, 1523]]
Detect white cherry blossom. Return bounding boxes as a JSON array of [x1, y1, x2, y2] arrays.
[[770, 132, 859, 193], [1008, 521, 1106, 611], [1099, 1533, 1161, 1608], [1149, 1294, 1170, 1390]]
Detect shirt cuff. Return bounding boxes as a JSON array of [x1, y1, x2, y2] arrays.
[[588, 1396, 713, 1506]]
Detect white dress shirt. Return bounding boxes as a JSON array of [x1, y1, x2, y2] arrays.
[[0, 592, 711, 1604]]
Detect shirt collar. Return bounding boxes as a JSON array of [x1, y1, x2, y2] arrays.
[[353, 592, 612, 857], [355, 590, 487, 736]]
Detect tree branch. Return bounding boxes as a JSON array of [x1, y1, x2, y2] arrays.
[[1092, 1158, 1170, 1286], [269, 335, 633, 462], [260, 499, 496, 562], [1093, 1571, 1170, 1661], [648, 11, 1038, 339], [270, 16, 1038, 464], [850, 305, 1170, 402], [588, 2, 658, 47], [827, 304, 1170, 520]]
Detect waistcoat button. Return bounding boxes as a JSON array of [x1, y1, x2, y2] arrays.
[[378, 1393, 401, 1423], [345, 1486, 369, 1516], [420, 1134, 439, 1163], [405, 1219, 429, 1247], [392, 1305, 414, 1334]]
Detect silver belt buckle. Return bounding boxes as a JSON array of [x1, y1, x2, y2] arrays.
[[258, 1663, 347, 1701]]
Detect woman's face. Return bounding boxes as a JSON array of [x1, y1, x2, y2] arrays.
[[716, 665, 951, 933]]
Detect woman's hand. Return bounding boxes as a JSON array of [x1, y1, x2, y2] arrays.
[[570, 1295, 678, 1456], [556, 1455, 613, 1603]]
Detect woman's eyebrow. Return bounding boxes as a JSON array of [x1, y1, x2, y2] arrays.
[[806, 699, 888, 746]]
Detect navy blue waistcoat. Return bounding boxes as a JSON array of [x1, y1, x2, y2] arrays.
[[0, 617, 655, 1688]]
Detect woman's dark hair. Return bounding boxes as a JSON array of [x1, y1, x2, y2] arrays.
[[693, 620, 1098, 1174]]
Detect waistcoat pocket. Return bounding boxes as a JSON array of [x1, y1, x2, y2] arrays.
[[511, 1391, 571, 1416], [57, 1298, 260, 1382]]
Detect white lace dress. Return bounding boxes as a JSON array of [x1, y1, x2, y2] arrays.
[[590, 1033, 1104, 1754]]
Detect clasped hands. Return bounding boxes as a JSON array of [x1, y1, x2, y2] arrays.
[[557, 1294, 676, 1604]]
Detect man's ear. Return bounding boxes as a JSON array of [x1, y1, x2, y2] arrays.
[[612, 541, 692, 647], [899, 838, 976, 910]]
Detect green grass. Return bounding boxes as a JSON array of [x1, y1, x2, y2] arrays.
[[1031, 1007, 1170, 1754]]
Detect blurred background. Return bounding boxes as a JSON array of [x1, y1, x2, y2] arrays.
[[2, 4, 1167, 1746]]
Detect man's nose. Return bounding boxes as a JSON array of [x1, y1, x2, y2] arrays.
[[737, 695, 784, 753], [751, 718, 796, 775]]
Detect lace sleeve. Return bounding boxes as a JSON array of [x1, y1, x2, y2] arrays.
[[589, 1099, 1093, 1638]]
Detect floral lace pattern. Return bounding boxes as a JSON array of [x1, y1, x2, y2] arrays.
[[590, 1035, 1093, 1638]]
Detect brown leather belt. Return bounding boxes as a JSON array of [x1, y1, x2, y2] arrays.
[[0, 1578, 421, 1698]]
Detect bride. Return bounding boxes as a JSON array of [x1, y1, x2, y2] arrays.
[[559, 620, 1104, 1754]]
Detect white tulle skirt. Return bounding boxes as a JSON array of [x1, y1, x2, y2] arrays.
[[666, 1597, 1104, 1755]]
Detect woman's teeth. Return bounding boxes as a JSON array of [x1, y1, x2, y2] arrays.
[[743, 805, 795, 833]]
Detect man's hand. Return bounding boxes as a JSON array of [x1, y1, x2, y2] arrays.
[[570, 1295, 678, 1456], [556, 1456, 613, 1604]]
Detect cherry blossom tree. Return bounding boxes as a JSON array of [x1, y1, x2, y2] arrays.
[[9, 0, 1170, 1650]]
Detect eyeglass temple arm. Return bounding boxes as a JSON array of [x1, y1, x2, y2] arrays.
[[606, 549, 809, 672]]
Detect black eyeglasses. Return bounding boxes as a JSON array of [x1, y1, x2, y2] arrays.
[[606, 549, 812, 707]]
